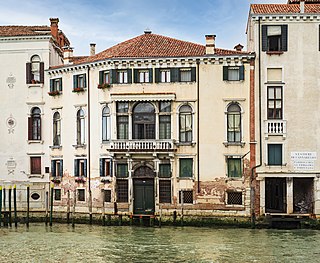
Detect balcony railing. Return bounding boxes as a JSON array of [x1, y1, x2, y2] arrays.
[[264, 120, 287, 137], [108, 140, 175, 152]]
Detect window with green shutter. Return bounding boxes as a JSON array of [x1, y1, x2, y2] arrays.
[[223, 66, 244, 81], [268, 144, 282, 165], [262, 25, 288, 52], [179, 158, 193, 178]]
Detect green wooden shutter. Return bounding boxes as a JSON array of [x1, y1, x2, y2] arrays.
[[59, 78, 62, 92], [191, 67, 196, 82], [281, 25, 288, 52], [99, 71, 104, 85], [26, 63, 32, 84], [149, 68, 153, 83], [28, 117, 32, 140], [73, 75, 77, 89], [111, 69, 117, 84], [239, 65, 245, 81], [84, 159, 87, 177], [133, 69, 138, 83], [100, 158, 104, 177], [261, 25, 268, 52], [83, 74, 87, 88], [127, 69, 132, 83], [223, 66, 228, 81], [40, 62, 44, 83], [51, 160, 56, 177], [274, 145, 282, 165], [170, 68, 179, 82], [74, 159, 78, 177], [155, 68, 160, 83], [50, 79, 54, 92], [59, 160, 63, 177], [110, 159, 113, 177]]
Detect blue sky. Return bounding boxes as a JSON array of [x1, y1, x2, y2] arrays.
[[0, 0, 285, 55]]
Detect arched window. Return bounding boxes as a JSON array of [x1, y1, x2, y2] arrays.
[[227, 103, 241, 142], [31, 55, 41, 82], [28, 107, 41, 140], [26, 55, 44, 84], [132, 102, 155, 139], [53, 112, 61, 146], [76, 109, 85, 145], [179, 105, 192, 143], [102, 106, 111, 142]]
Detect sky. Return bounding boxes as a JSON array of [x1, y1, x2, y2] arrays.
[[0, 0, 285, 56]]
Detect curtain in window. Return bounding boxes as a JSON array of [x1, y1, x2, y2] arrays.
[[159, 164, 171, 178], [180, 112, 192, 142], [228, 158, 241, 178], [227, 103, 241, 142], [102, 107, 111, 142], [179, 158, 193, 178], [228, 68, 239, 81], [53, 112, 61, 146], [77, 109, 85, 145], [180, 70, 191, 82]]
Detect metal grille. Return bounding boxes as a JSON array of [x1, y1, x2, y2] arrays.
[[159, 180, 171, 203], [179, 190, 193, 204], [227, 192, 242, 205], [77, 189, 85, 202], [104, 189, 111, 203], [54, 189, 61, 201], [116, 179, 128, 202]]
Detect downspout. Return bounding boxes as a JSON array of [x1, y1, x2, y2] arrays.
[[250, 16, 262, 227], [87, 65, 92, 224], [196, 59, 200, 193]]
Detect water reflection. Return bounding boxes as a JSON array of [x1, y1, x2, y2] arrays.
[[0, 224, 319, 262]]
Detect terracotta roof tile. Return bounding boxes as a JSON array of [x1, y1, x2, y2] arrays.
[[251, 3, 320, 14], [73, 33, 250, 65], [0, 26, 51, 37]]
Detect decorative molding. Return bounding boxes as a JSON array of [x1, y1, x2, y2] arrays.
[[6, 73, 16, 89], [6, 114, 16, 134]]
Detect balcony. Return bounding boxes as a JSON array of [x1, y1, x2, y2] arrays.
[[264, 120, 287, 138], [108, 140, 176, 152]]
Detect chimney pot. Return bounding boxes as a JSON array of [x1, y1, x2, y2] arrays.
[[49, 18, 59, 40], [205, 34, 216, 55], [234, 44, 244, 52], [63, 46, 73, 65], [90, 43, 96, 56]]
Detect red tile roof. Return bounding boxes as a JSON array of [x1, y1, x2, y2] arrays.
[[288, 0, 320, 3], [251, 3, 320, 14], [0, 26, 51, 37], [73, 33, 251, 65]]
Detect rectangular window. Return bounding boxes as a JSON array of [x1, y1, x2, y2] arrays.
[[50, 78, 62, 93], [117, 70, 128, 84], [100, 158, 111, 177], [73, 74, 86, 89], [159, 115, 171, 139], [51, 160, 63, 177], [99, 70, 110, 84], [267, 87, 282, 119], [227, 158, 242, 178], [180, 68, 192, 82], [138, 70, 150, 83], [227, 191, 242, 205], [116, 163, 128, 178], [159, 164, 171, 178], [160, 69, 170, 83], [179, 190, 193, 204], [74, 159, 87, 177], [104, 189, 112, 202], [116, 180, 128, 202], [223, 66, 244, 81], [116, 102, 129, 140], [77, 189, 85, 202], [262, 25, 288, 52], [179, 158, 193, 178], [159, 180, 171, 203], [268, 144, 283, 166], [30, 156, 41, 174], [54, 189, 61, 201]]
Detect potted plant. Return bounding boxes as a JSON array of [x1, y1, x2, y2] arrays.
[[75, 176, 86, 183], [72, 87, 85, 93], [48, 90, 61, 96], [97, 83, 111, 90]]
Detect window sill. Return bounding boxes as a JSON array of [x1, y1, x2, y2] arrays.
[[72, 144, 87, 149], [28, 140, 44, 144], [266, 51, 284, 55], [27, 83, 43, 88], [175, 141, 196, 147], [28, 174, 44, 179], [177, 177, 194, 181], [50, 145, 62, 149], [223, 141, 245, 147], [101, 176, 113, 183], [225, 204, 244, 208], [265, 163, 287, 167]]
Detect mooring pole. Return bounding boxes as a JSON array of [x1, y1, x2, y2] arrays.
[[13, 185, 17, 228], [26, 186, 30, 228], [67, 190, 70, 224], [72, 190, 76, 228], [49, 184, 54, 227], [8, 186, 12, 227], [45, 191, 49, 226], [0, 186, 2, 227]]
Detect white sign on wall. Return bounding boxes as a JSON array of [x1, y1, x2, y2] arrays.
[[291, 152, 317, 171]]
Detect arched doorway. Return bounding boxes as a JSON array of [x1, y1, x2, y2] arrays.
[[133, 166, 155, 214]]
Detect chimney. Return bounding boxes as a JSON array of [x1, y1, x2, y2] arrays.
[[90, 43, 96, 56], [205, 34, 216, 55], [300, 0, 305, 13], [63, 46, 73, 65], [234, 44, 244, 52], [50, 18, 59, 40]]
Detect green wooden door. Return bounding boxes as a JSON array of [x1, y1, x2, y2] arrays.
[[133, 179, 154, 214]]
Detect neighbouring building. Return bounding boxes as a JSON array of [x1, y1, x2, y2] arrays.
[[247, 0, 320, 216]]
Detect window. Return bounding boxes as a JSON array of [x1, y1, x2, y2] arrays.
[[53, 112, 61, 146], [179, 190, 193, 204], [227, 158, 242, 178], [73, 74, 86, 90], [77, 189, 85, 202], [268, 144, 283, 166], [179, 158, 193, 178], [99, 70, 110, 85], [74, 159, 87, 177], [227, 103, 241, 143], [132, 102, 155, 139], [102, 106, 111, 142], [179, 105, 192, 143], [134, 69, 152, 83], [227, 191, 242, 205], [159, 102, 171, 139], [117, 70, 128, 84], [116, 163, 128, 178], [26, 55, 44, 84], [160, 69, 170, 83], [116, 102, 129, 139], [262, 25, 288, 52], [54, 189, 62, 201], [180, 68, 192, 82], [159, 180, 171, 203], [267, 87, 282, 119], [51, 159, 63, 177], [100, 158, 111, 177], [30, 157, 41, 174], [28, 107, 41, 140], [223, 66, 244, 81], [116, 180, 128, 202], [104, 189, 112, 202], [155, 68, 196, 83], [159, 164, 171, 178], [76, 109, 85, 145], [49, 78, 62, 93]]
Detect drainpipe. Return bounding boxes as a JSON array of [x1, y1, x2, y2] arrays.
[[87, 65, 92, 224], [196, 59, 200, 193], [250, 17, 263, 227]]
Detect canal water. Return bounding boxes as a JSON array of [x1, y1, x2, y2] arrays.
[[0, 224, 320, 263]]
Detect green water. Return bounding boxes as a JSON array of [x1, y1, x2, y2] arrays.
[[0, 224, 319, 263]]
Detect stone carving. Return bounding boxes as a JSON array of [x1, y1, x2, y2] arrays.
[[6, 114, 16, 133], [6, 157, 16, 175], [6, 73, 16, 89]]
